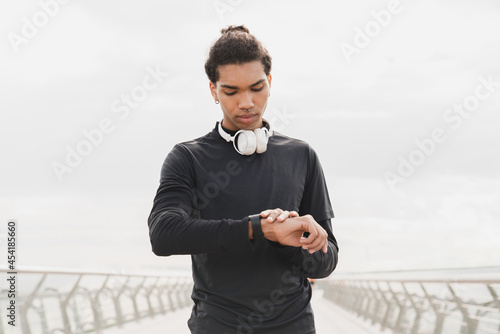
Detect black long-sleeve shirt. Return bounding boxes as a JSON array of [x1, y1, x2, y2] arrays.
[[148, 122, 339, 333]]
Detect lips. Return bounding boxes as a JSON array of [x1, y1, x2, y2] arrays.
[[237, 114, 257, 124]]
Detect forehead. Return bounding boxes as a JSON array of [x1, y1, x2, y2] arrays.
[[217, 61, 267, 86]]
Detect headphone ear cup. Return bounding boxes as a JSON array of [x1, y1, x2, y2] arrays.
[[254, 128, 269, 154], [234, 130, 257, 155]]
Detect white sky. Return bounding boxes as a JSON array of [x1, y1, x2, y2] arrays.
[[1, 0, 499, 275]]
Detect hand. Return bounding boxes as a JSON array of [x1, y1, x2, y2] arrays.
[[260, 208, 299, 223], [261, 214, 328, 254], [248, 208, 298, 240], [296, 215, 329, 254]]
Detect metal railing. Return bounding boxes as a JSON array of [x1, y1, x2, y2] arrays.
[[0, 267, 193, 334], [323, 278, 500, 334]]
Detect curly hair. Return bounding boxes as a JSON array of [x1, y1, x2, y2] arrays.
[[205, 25, 272, 84]]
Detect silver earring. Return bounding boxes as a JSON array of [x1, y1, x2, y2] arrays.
[[215, 100, 220, 104]]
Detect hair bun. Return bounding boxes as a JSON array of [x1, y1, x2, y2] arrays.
[[221, 25, 249, 34]]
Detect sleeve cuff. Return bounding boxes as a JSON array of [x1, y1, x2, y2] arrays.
[[229, 217, 253, 251]]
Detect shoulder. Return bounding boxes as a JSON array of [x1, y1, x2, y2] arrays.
[[178, 131, 215, 150], [271, 132, 326, 174], [270, 131, 316, 155], [168, 130, 217, 157], [160, 131, 215, 174]]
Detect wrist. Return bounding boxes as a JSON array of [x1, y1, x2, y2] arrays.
[[248, 214, 264, 240], [260, 218, 272, 239]]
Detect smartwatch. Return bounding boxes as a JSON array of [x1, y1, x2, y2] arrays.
[[249, 214, 264, 239]]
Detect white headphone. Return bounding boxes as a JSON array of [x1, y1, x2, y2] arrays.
[[218, 121, 273, 155]]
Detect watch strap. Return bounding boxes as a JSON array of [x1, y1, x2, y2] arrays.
[[249, 214, 264, 239]]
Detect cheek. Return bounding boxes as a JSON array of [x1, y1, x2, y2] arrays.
[[221, 97, 235, 109], [256, 91, 270, 105], [220, 99, 236, 114]]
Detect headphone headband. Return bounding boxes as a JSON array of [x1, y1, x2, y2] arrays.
[[217, 120, 273, 155], [218, 121, 233, 142]]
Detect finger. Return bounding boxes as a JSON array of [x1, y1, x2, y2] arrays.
[[266, 208, 283, 222], [260, 209, 280, 218], [301, 225, 327, 253], [276, 210, 290, 222], [300, 222, 319, 248], [304, 233, 324, 253], [307, 237, 326, 254], [260, 210, 271, 217], [290, 211, 299, 217], [315, 228, 328, 251], [308, 229, 327, 253], [316, 231, 329, 254]]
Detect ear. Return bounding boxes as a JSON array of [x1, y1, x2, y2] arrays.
[[267, 74, 272, 91], [209, 81, 218, 101]]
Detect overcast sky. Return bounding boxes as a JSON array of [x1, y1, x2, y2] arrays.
[[1, 0, 499, 275]]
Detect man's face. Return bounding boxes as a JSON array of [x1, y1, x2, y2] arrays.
[[210, 61, 272, 131]]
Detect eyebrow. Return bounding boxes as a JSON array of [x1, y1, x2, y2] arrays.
[[220, 79, 266, 90]]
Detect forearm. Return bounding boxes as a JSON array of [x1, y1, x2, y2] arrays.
[[273, 238, 338, 279], [148, 207, 251, 256], [271, 217, 339, 279]]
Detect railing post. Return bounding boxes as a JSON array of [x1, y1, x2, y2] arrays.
[[184, 278, 193, 307], [352, 281, 365, 317], [364, 281, 380, 325], [177, 277, 188, 307], [358, 281, 373, 321], [91, 275, 110, 334], [401, 282, 422, 334], [145, 277, 160, 318], [70, 296, 82, 333], [387, 282, 406, 334], [486, 284, 500, 333], [447, 284, 478, 334], [333, 280, 345, 308], [59, 274, 83, 334], [420, 283, 446, 334], [377, 281, 393, 331], [157, 283, 167, 314], [130, 277, 147, 322], [113, 276, 130, 328], [168, 279, 179, 311], [29, 301, 50, 334], [18, 274, 47, 334]]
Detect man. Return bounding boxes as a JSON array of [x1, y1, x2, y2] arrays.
[[148, 25, 339, 334]]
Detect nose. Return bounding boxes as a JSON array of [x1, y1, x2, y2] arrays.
[[238, 91, 254, 110]]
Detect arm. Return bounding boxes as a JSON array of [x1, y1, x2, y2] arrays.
[[148, 144, 252, 256], [264, 145, 339, 278], [270, 217, 339, 279], [249, 208, 339, 278], [149, 206, 251, 256], [149, 144, 338, 259]]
